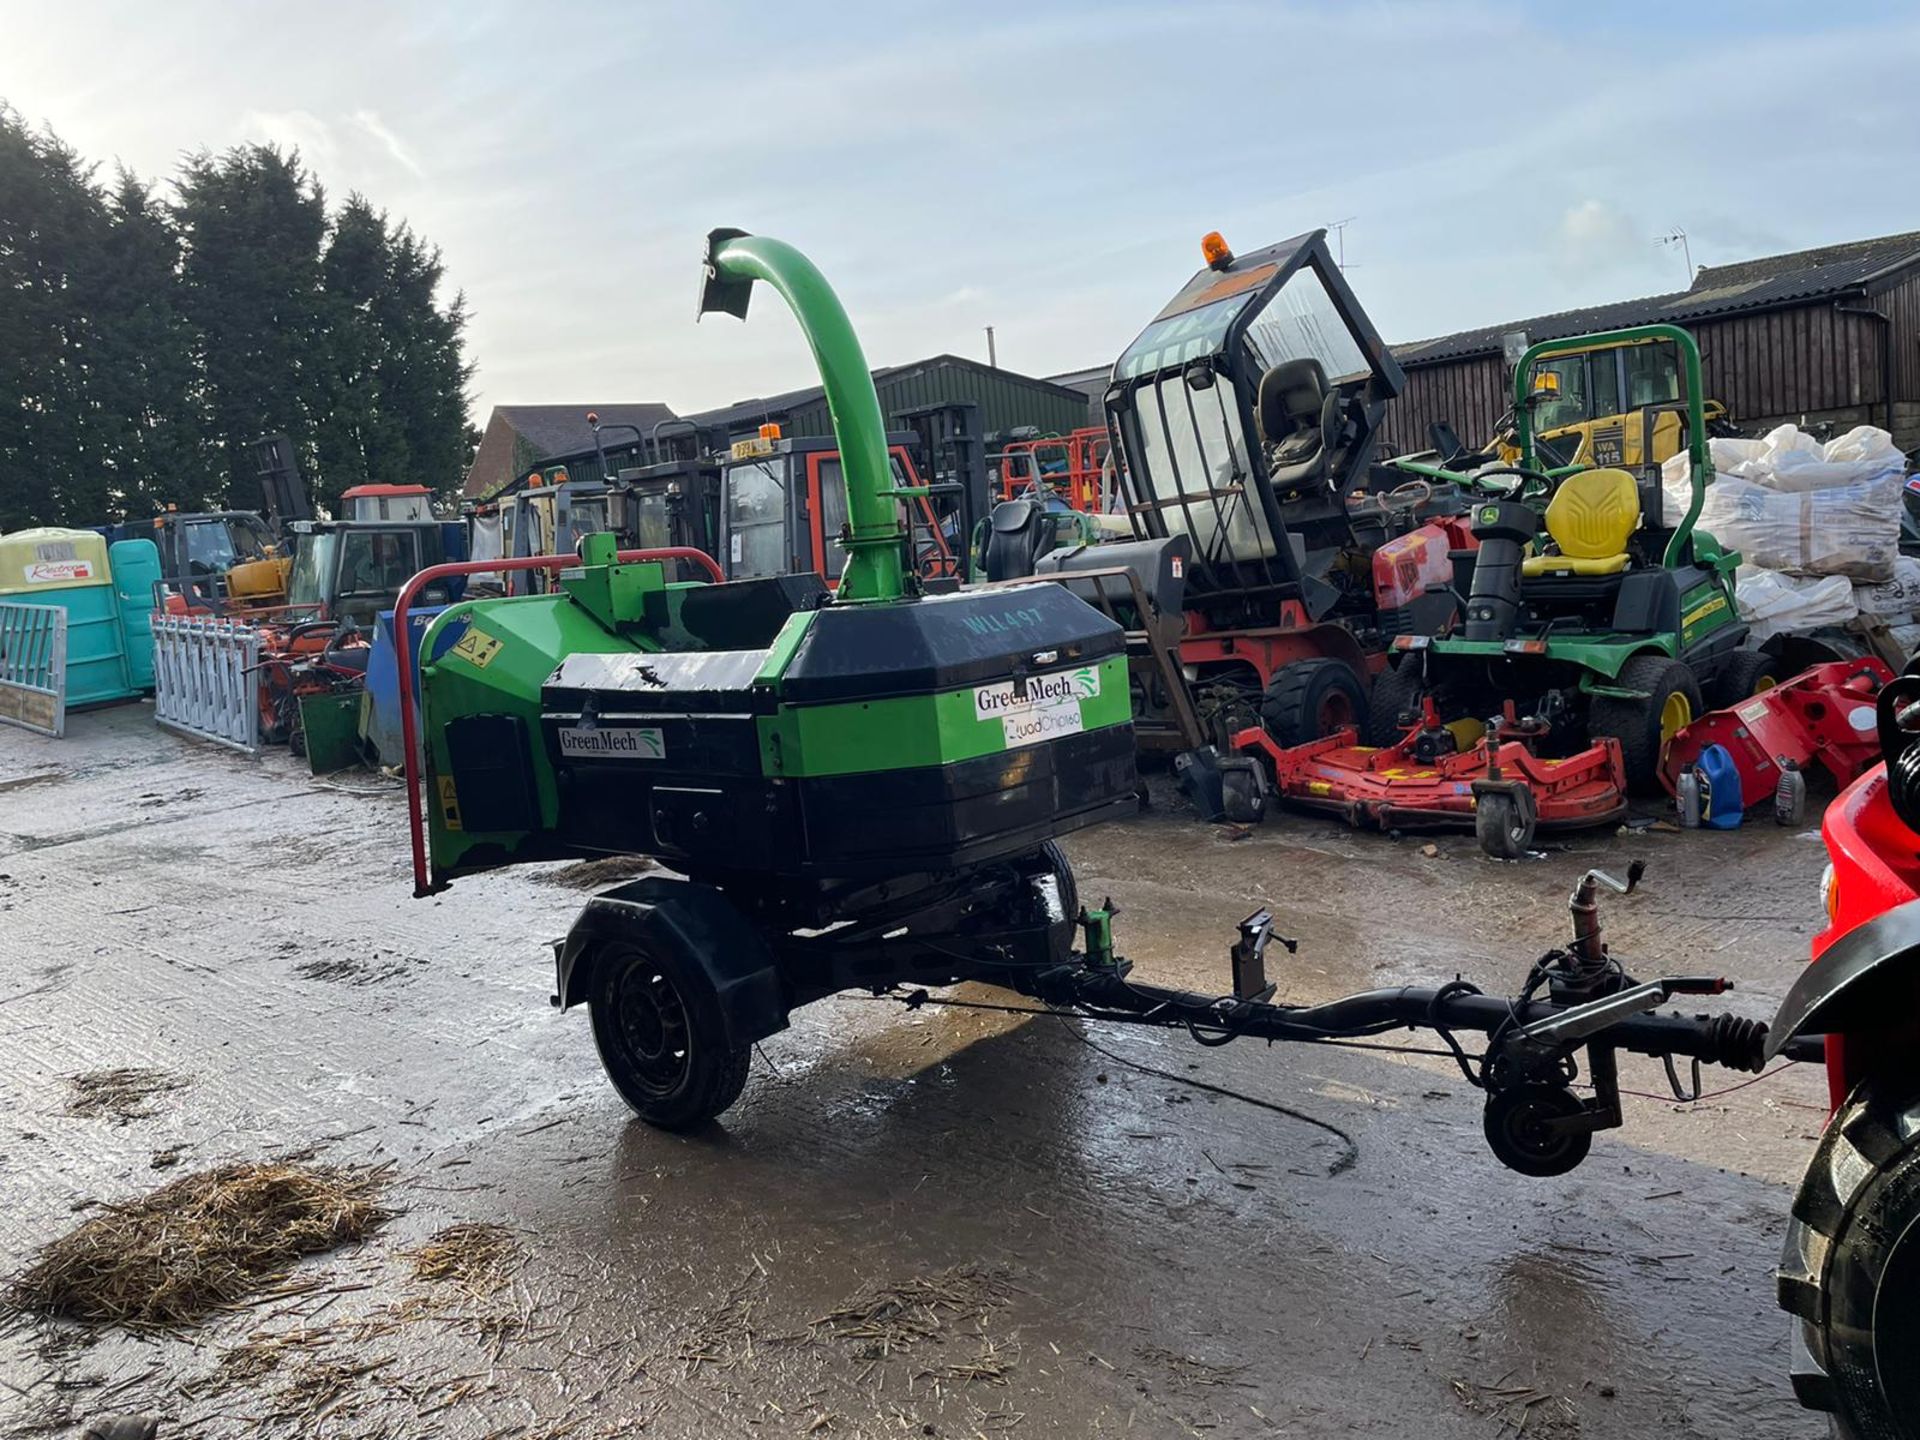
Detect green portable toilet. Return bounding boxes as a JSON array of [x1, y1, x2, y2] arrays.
[[107, 539, 159, 692], [0, 528, 155, 706]]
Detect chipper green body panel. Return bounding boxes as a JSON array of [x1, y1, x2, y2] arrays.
[[410, 230, 1138, 1130]]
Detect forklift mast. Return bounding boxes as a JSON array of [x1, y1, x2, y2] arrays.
[[249, 434, 313, 533], [1105, 230, 1405, 620]]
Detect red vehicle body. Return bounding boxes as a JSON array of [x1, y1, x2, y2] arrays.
[[1767, 702, 1920, 1435], [1808, 763, 1920, 1107], [1663, 658, 1892, 809]]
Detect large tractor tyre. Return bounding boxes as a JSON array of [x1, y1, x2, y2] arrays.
[[1261, 658, 1367, 749], [588, 932, 752, 1132], [1587, 655, 1704, 796], [1710, 647, 1782, 711], [1778, 1083, 1920, 1438], [1366, 661, 1428, 746]]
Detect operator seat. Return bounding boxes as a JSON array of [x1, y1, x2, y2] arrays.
[[1258, 359, 1341, 495], [1519, 468, 1640, 579], [984, 497, 1054, 581]]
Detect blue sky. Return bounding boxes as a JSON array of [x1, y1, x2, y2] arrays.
[[5, 0, 1918, 423]]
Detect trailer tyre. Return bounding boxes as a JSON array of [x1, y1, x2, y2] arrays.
[[1262, 659, 1366, 748], [1366, 661, 1427, 746], [588, 934, 752, 1132], [1482, 1083, 1591, 1177], [1475, 788, 1536, 860], [1777, 1083, 1920, 1438], [1588, 655, 1703, 796]]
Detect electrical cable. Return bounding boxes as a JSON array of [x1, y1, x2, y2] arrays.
[[1057, 1017, 1360, 1178], [855, 990, 1363, 1175], [1614, 1061, 1803, 1105]]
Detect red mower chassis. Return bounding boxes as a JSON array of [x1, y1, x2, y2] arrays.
[[1663, 658, 1893, 806]]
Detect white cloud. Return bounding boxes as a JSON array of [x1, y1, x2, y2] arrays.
[[1557, 199, 1645, 274], [348, 109, 423, 178]]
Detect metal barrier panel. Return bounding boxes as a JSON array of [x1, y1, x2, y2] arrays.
[[0, 603, 68, 737], [151, 614, 262, 755]]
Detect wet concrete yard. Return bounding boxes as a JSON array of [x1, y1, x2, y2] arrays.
[[0, 706, 1833, 1437]]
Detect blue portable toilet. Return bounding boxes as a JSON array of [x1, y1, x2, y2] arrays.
[[0, 528, 159, 706]]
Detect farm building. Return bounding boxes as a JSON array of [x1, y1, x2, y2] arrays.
[[463, 402, 678, 499], [1382, 231, 1920, 457], [1044, 364, 1111, 429], [673, 353, 1090, 452], [462, 356, 1088, 501]]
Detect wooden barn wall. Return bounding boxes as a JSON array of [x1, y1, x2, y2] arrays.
[[1377, 356, 1505, 455], [1383, 301, 1894, 453], [1691, 305, 1883, 424], [1877, 268, 1920, 403]]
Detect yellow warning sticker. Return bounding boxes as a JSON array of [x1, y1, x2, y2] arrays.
[[437, 776, 463, 831], [451, 627, 503, 668]]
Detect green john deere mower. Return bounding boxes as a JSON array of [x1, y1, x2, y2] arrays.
[[1377, 324, 1757, 794]]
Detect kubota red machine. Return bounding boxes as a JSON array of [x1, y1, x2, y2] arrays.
[[1762, 654, 1920, 1436]]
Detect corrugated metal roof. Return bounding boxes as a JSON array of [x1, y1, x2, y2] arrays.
[[681, 354, 1088, 434], [1044, 365, 1110, 396], [1393, 229, 1920, 368]]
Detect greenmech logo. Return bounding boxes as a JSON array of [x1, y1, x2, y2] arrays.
[[974, 666, 1101, 720], [557, 725, 666, 760]]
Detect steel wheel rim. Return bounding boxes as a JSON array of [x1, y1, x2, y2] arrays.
[[1659, 691, 1692, 746], [1505, 805, 1529, 844], [1317, 690, 1355, 734], [614, 961, 692, 1098]]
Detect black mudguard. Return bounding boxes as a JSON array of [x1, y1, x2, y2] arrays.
[[551, 876, 790, 1047], [1765, 897, 1920, 1061]]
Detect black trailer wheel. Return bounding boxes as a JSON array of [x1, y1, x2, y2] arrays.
[[1040, 839, 1079, 926], [1262, 658, 1366, 748], [1366, 660, 1427, 745], [1587, 655, 1704, 796], [1778, 1083, 1920, 1438], [1710, 647, 1781, 710], [588, 936, 751, 1131], [1475, 788, 1537, 860], [1482, 1083, 1591, 1177]]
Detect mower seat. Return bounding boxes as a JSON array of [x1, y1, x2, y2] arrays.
[[984, 497, 1053, 581], [1520, 468, 1639, 579], [1258, 359, 1339, 494]]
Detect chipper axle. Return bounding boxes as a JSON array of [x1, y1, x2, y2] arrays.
[[1005, 865, 1822, 1177]]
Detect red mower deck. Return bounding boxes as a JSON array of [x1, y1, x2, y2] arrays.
[[1233, 701, 1627, 857]]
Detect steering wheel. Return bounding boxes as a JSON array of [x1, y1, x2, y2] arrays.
[[1469, 465, 1558, 504], [1381, 479, 1434, 514]]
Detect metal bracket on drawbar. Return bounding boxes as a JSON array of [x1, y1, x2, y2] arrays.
[[1230, 908, 1294, 1004]]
